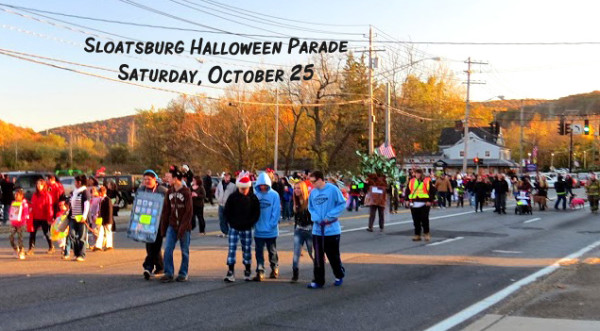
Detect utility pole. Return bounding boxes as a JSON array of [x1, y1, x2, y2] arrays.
[[368, 25, 374, 155], [569, 125, 573, 173], [274, 88, 279, 173], [462, 57, 487, 174], [385, 82, 391, 146], [69, 129, 73, 169], [519, 101, 524, 173]]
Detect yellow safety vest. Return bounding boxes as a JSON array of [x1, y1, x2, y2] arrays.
[[409, 178, 430, 199]]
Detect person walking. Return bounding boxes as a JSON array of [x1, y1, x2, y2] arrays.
[[203, 170, 214, 205], [291, 181, 313, 282], [1, 175, 15, 225], [159, 166, 194, 283], [46, 175, 65, 216], [67, 175, 90, 262], [306, 171, 346, 289], [473, 176, 487, 213], [223, 174, 260, 282], [252, 172, 281, 281], [139, 170, 169, 280], [347, 181, 361, 212], [190, 175, 206, 234], [404, 169, 436, 242], [281, 177, 294, 221], [8, 189, 30, 260], [94, 186, 114, 251], [554, 175, 567, 210], [586, 172, 600, 213], [365, 175, 387, 232], [492, 174, 509, 214], [215, 173, 237, 237], [435, 174, 452, 208], [28, 179, 54, 255]]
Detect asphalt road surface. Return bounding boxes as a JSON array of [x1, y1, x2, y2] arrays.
[[1, 189, 599, 331]]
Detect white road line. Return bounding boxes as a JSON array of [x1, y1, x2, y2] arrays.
[[523, 217, 541, 224], [423, 239, 600, 331], [427, 237, 464, 247], [492, 250, 522, 254]]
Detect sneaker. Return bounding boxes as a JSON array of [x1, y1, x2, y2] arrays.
[[62, 254, 71, 260], [160, 275, 174, 283], [269, 268, 279, 279], [104, 247, 113, 251], [244, 270, 251, 281], [366, 228, 374, 232], [412, 235, 422, 241], [176, 275, 188, 282], [91, 247, 101, 252], [26, 249, 34, 256], [307, 282, 323, 289], [252, 271, 264, 282], [153, 270, 164, 277], [424, 233, 431, 242], [13, 250, 19, 259], [76, 257, 85, 262], [291, 268, 299, 282], [334, 278, 343, 286], [143, 270, 151, 280], [47, 248, 55, 254], [224, 271, 235, 283], [19, 252, 26, 260]]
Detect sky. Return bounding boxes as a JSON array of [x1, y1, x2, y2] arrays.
[[1, 0, 599, 131]]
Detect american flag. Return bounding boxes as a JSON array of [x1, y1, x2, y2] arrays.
[[378, 143, 396, 159]]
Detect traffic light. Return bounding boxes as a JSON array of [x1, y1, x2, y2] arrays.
[[558, 118, 565, 135], [584, 119, 590, 135], [473, 157, 479, 165], [565, 123, 572, 135]]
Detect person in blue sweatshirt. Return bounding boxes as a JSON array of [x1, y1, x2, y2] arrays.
[[307, 171, 346, 289], [252, 172, 282, 281]]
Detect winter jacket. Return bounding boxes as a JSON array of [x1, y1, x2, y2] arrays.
[[294, 208, 312, 229], [308, 183, 346, 236], [253, 173, 281, 238], [554, 180, 567, 195], [492, 179, 509, 195], [47, 182, 65, 209], [473, 182, 488, 197], [1, 180, 14, 205], [9, 199, 31, 229], [215, 180, 236, 206], [283, 184, 293, 202], [224, 190, 260, 231], [30, 191, 54, 222], [586, 179, 600, 196], [191, 185, 206, 208], [99, 196, 113, 225], [160, 185, 193, 239]]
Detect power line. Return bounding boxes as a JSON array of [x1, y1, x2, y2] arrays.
[[197, 0, 367, 27]]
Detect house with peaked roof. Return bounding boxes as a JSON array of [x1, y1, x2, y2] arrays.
[[402, 127, 518, 174]]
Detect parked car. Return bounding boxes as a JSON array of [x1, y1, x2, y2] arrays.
[[98, 174, 142, 208], [59, 176, 75, 196], [3, 171, 51, 201]]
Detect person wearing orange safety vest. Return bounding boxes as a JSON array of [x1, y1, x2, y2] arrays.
[[403, 168, 436, 242]]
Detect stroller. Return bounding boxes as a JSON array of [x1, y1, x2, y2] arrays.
[[515, 191, 533, 215]]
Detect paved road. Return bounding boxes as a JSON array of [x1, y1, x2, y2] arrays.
[[1, 190, 599, 331]]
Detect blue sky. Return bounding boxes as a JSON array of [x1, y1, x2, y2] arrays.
[[1, 0, 599, 131]]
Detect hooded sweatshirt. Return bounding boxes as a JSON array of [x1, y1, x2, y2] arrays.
[[253, 172, 281, 238], [308, 183, 346, 236]]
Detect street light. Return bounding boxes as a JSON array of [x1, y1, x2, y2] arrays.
[[551, 152, 555, 169]]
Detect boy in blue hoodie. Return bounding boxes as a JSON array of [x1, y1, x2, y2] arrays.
[[307, 171, 346, 288], [252, 172, 282, 281]]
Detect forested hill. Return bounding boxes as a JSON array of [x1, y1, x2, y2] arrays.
[[44, 115, 136, 146], [493, 91, 600, 123]]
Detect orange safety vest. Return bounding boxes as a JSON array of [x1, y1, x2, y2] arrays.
[[408, 177, 430, 199]]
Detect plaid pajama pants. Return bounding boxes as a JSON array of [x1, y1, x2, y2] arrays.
[[227, 228, 252, 266]]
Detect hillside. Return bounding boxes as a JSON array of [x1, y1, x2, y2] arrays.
[[493, 91, 600, 124], [45, 115, 136, 146], [0, 119, 40, 145]]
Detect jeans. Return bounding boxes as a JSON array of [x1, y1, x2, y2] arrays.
[[282, 200, 293, 220], [348, 196, 360, 211], [164, 226, 191, 278], [437, 192, 446, 207], [254, 237, 278, 271], [69, 219, 86, 258], [293, 228, 313, 269], [2, 204, 9, 224], [312, 234, 344, 286], [410, 206, 430, 236], [218, 205, 228, 235], [143, 234, 164, 273], [555, 194, 567, 210]]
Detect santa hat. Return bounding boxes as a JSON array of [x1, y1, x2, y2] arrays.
[[236, 174, 252, 188]]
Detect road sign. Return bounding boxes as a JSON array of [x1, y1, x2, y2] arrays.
[[571, 124, 583, 135]]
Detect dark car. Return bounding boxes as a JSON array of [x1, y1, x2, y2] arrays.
[[3, 171, 51, 201], [98, 174, 142, 207]]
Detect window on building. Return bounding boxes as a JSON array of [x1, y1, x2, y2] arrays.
[[485, 151, 490, 157], [460, 151, 464, 157]]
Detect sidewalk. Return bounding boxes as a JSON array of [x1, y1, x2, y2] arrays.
[[463, 245, 600, 331]]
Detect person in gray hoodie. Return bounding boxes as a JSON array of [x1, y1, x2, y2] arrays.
[[252, 172, 282, 281], [215, 173, 237, 237]]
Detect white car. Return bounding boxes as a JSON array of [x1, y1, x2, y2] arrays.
[[59, 176, 75, 196]]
